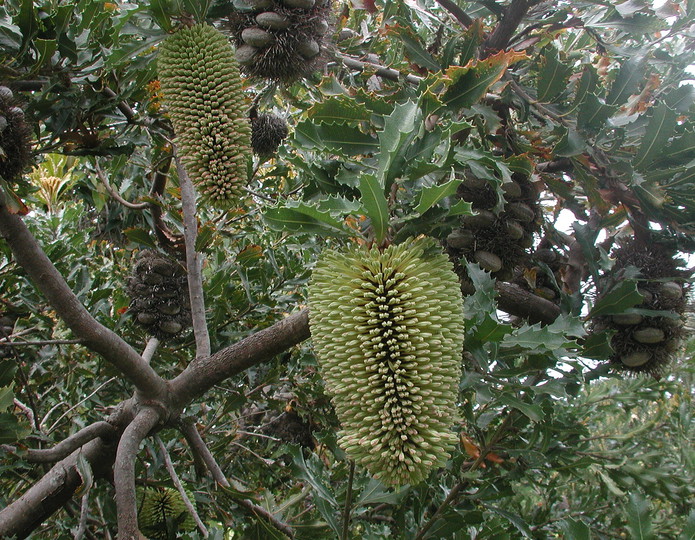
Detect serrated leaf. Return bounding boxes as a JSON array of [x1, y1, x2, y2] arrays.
[[124, 228, 157, 249], [634, 102, 679, 170], [607, 57, 647, 105], [448, 199, 474, 216], [560, 518, 592, 540], [307, 97, 371, 124], [355, 478, 409, 506], [0, 385, 14, 410], [294, 121, 378, 156], [359, 174, 389, 243], [582, 331, 614, 360], [442, 50, 526, 110], [483, 504, 533, 537], [414, 178, 461, 215], [236, 245, 263, 266], [578, 94, 616, 131], [377, 100, 421, 188], [589, 280, 644, 317], [625, 493, 654, 540], [590, 13, 666, 34], [0, 412, 30, 444], [502, 320, 578, 354], [554, 127, 586, 157], [463, 261, 497, 325], [263, 206, 350, 237], [457, 19, 484, 66], [388, 26, 441, 71], [536, 47, 574, 103], [194, 223, 216, 253]]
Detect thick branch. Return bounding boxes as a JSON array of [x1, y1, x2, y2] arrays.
[[179, 419, 230, 487], [176, 155, 211, 358], [482, 0, 531, 56], [114, 407, 162, 540], [170, 310, 311, 407], [26, 421, 116, 463], [496, 282, 561, 325], [0, 201, 168, 398], [0, 402, 133, 539]]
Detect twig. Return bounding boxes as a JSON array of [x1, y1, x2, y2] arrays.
[[341, 461, 355, 540], [45, 378, 117, 434], [0, 339, 84, 346], [114, 408, 162, 540], [435, 0, 473, 28], [179, 419, 230, 487], [337, 53, 423, 85], [12, 398, 35, 429], [175, 153, 211, 359], [74, 484, 91, 540], [508, 77, 569, 126], [26, 421, 116, 463], [155, 435, 209, 538], [94, 162, 149, 210]]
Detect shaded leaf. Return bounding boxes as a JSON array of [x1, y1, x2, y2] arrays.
[[625, 493, 654, 540], [359, 174, 389, 243], [634, 102, 678, 170], [294, 121, 378, 156], [589, 281, 644, 317], [414, 177, 461, 215], [537, 47, 574, 103], [124, 228, 157, 249], [263, 201, 351, 237], [607, 57, 647, 105]]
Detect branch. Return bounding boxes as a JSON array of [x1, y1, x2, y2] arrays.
[[0, 402, 133, 539], [481, 0, 532, 56], [175, 154, 211, 359], [341, 461, 355, 540], [100, 87, 137, 124], [237, 498, 295, 538], [94, 162, 149, 210], [114, 407, 162, 540], [155, 435, 208, 537], [435, 0, 473, 28], [0, 339, 85, 346], [179, 419, 230, 487], [25, 421, 116, 463], [495, 282, 560, 325], [336, 53, 423, 85], [170, 309, 311, 407], [0, 201, 168, 398], [508, 77, 569, 126]]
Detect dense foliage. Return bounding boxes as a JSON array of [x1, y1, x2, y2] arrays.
[[0, 0, 693, 538]]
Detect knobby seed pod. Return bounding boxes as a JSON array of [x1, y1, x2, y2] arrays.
[[126, 250, 192, 341], [591, 237, 691, 376], [309, 237, 465, 486], [157, 24, 252, 206], [137, 486, 195, 539], [251, 112, 289, 155], [0, 86, 32, 183], [228, 0, 334, 82]]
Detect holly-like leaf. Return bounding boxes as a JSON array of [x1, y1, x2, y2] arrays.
[[294, 121, 378, 156], [124, 227, 157, 249], [578, 93, 616, 131], [536, 47, 574, 103], [307, 97, 371, 124], [359, 174, 389, 243], [376, 100, 421, 188], [442, 50, 526, 111], [634, 102, 678, 170], [413, 177, 461, 215], [589, 280, 644, 317], [625, 493, 654, 540], [263, 201, 351, 237], [607, 57, 647, 105], [388, 25, 441, 71]]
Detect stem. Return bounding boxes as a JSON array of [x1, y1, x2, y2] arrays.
[[94, 162, 149, 210], [341, 461, 355, 540], [236, 498, 295, 538], [114, 408, 161, 540], [175, 154, 211, 359], [337, 53, 423, 85], [179, 419, 230, 487], [26, 421, 116, 463], [0, 339, 84, 347], [74, 486, 91, 540], [155, 435, 209, 538], [141, 338, 159, 365], [434, 0, 473, 28]]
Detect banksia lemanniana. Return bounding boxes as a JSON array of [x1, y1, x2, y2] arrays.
[[157, 24, 252, 205], [309, 237, 465, 486], [251, 112, 289, 155], [127, 250, 191, 341], [591, 237, 690, 376], [229, 0, 333, 82], [0, 86, 32, 183], [137, 486, 195, 539]]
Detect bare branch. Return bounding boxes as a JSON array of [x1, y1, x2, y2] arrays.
[[94, 162, 149, 210], [175, 154, 211, 359], [155, 435, 208, 537], [170, 309, 311, 407], [74, 482, 92, 540], [0, 201, 168, 398], [495, 282, 561, 325], [114, 407, 162, 540], [0, 339, 84, 347], [45, 377, 117, 434], [141, 338, 159, 365], [26, 422, 116, 463], [336, 53, 423, 85], [100, 87, 137, 123], [482, 0, 532, 56], [179, 419, 230, 487], [435, 0, 473, 28], [341, 461, 355, 540]]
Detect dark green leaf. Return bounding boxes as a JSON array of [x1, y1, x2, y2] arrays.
[[389, 26, 441, 71], [194, 223, 216, 253], [263, 201, 351, 237], [589, 281, 644, 317], [307, 97, 371, 124], [554, 127, 586, 157], [560, 518, 592, 540], [377, 100, 421, 188], [625, 493, 654, 540], [294, 121, 378, 156], [359, 174, 389, 243], [537, 47, 574, 103], [607, 57, 647, 105], [414, 178, 461, 215], [483, 504, 533, 537], [355, 478, 408, 506], [634, 102, 678, 170], [577, 94, 615, 131], [124, 228, 157, 249]]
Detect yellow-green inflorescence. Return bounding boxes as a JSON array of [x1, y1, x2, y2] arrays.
[[309, 237, 465, 486], [137, 486, 195, 539], [158, 24, 252, 205]]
